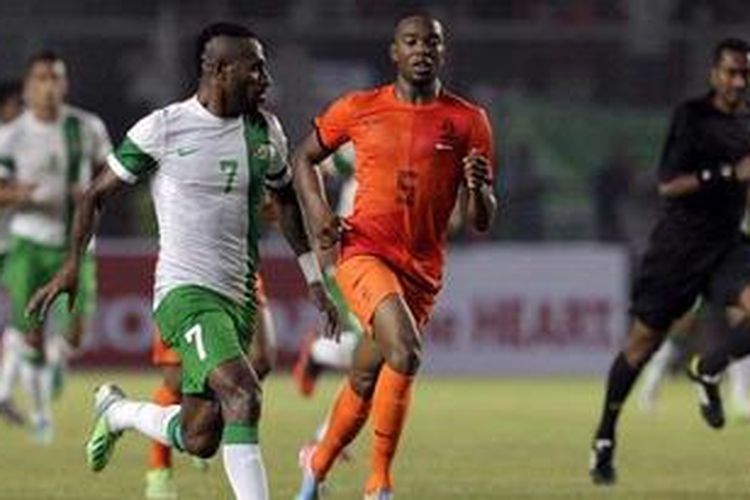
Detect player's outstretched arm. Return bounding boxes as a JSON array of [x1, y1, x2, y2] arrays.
[[26, 168, 128, 319], [292, 131, 341, 250], [659, 156, 750, 199], [657, 174, 701, 198], [463, 149, 497, 232], [0, 180, 37, 208], [271, 180, 340, 339]]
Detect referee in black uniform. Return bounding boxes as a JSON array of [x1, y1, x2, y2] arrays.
[[590, 38, 750, 485]]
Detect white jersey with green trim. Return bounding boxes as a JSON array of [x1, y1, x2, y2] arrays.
[[0, 106, 111, 247], [0, 123, 12, 254], [107, 96, 291, 309]]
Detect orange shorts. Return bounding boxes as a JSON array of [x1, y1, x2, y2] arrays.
[[335, 255, 435, 334], [151, 276, 268, 366]]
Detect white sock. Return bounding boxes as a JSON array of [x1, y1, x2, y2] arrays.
[[0, 328, 23, 402], [45, 334, 72, 368], [106, 400, 180, 446], [728, 359, 750, 413], [20, 360, 52, 427], [222, 444, 269, 500], [310, 331, 358, 369], [639, 337, 680, 403]]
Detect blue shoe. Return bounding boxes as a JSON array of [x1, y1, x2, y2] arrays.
[[364, 489, 393, 500], [295, 444, 323, 500]]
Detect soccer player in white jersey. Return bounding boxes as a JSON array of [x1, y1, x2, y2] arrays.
[[28, 23, 337, 500], [0, 52, 111, 440], [0, 80, 24, 426]]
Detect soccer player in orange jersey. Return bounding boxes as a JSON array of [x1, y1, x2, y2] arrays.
[[293, 13, 497, 500]]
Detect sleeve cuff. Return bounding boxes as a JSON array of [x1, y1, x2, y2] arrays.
[[107, 153, 138, 184]]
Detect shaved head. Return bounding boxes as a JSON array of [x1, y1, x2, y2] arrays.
[[194, 22, 270, 116], [201, 35, 263, 75], [195, 22, 258, 76], [394, 13, 444, 40]]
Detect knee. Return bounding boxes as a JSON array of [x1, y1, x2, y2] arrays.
[[385, 341, 422, 376], [350, 367, 380, 399], [251, 352, 274, 382], [219, 382, 262, 423], [183, 429, 221, 459], [624, 324, 665, 366]]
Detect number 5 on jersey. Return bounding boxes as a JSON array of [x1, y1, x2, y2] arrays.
[[185, 324, 207, 361]]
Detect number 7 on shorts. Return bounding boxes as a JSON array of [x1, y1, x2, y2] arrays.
[[185, 324, 207, 361]]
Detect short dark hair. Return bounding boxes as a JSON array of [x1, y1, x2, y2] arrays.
[[195, 22, 258, 75], [24, 50, 65, 77], [0, 81, 21, 106], [395, 11, 437, 29], [713, 38, 750, 65]]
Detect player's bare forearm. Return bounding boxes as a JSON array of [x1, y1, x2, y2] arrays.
[[466, 184, 496, 232], [26, 168, 127, 318], [661, 155, 750, 199], [271, 183, 312, 256], [67, 169, 126, 265], [292, 131, 338, 248], [658, 174, 701, 198], [0, 183, 28, 207]]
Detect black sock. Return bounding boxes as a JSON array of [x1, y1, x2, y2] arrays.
[[700, 326, 750, 376], [594, 352, 643, 442]]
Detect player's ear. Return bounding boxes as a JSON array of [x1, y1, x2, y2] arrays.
[[708, 66, 719, 88], [389, 41, 398, 64], [60, 75, 70, 99]]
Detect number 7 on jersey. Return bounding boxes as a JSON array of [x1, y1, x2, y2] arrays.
[[220, 160, 239, 193]]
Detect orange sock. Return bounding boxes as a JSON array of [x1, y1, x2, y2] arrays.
[[312, 380, 371, 480], [366, 364, 414, 493], [148, 384, 181, 470]]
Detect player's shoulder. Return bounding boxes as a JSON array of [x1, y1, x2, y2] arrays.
[[63, 105, 107, 129], [334, 85, 392, 110], [439, 90, 489, 118], [672, 93, 713, 122], [0, 113, 25, 137], [126, 97, 194, 138], [151, 97, 195, 125], [258, 108, 285, 135]]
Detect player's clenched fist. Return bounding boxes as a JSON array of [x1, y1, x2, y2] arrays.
[[317, 214, 349, 250], [735, 154, 750, 182], [463, 148, 492, 190]]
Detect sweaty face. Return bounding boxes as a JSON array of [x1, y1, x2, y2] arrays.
[[225, 39, 271, 113], [391, 17, 445, 86], [711, 50, 749, 107], [25, 61, 67, 113]]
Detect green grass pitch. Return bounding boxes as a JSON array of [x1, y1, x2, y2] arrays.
[[2, 372, 750, 499]]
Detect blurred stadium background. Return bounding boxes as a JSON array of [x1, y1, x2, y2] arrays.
[[3, 1, 750, 498]]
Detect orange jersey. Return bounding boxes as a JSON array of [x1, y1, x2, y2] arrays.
[[315, 84, 495, 293]]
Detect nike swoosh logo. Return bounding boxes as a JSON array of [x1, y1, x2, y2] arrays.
[[177, 147, 200, 157]]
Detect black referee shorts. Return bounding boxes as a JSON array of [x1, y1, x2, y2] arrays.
[[631, 236, 750, 331]]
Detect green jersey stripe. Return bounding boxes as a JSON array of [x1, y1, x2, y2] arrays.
[[113, 136, 158, 179], [0, 156, 15, 172], [63, 116, 83, 247], [242, 113, 271, 312]]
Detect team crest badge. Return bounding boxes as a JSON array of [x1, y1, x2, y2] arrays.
[[253, 144, 273, 161]]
